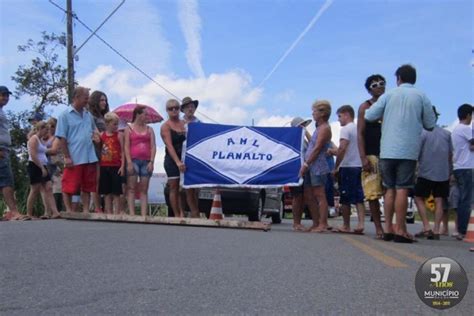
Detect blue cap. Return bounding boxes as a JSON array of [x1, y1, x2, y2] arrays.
[[0, 86, 12, 95], [28, 112, 44, 122]]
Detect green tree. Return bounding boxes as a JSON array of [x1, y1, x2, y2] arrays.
[[11, 31, 69, 114], [0, 31, 69, 215]]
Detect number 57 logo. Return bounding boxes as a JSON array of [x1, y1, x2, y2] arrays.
[[431, 263, 451, 283]]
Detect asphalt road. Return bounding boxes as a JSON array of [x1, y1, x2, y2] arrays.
[[1, 216, 473, 315]]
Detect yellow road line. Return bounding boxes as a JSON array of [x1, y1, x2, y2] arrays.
[[369, 240, 427, 263], [340, 235, 408, 268]]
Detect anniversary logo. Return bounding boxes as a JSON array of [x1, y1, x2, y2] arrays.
[[182, 123, 303, 188], [415, 256, 469, 310]]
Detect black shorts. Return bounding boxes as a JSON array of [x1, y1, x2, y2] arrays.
[[99, 166, 123, 195], [414, 177, 449, 198], [289, 185, 304, 195], [164, 155, 180, 179], [27, 161, 51, 185]]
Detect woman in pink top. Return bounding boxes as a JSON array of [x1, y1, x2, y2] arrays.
[[124, 105, 156, 216]]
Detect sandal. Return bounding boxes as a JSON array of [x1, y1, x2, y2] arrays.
[[335, 226, 352, 234], [40, 215, 50, 220], [394, 234, 417, 243], [383, 233, 395, 241], [414, 229, 433, 239], [353, 228, 365, 235]]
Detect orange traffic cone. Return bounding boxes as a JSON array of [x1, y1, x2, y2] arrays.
[[209, 189, 224, 220], [463, 209, 474, 243]]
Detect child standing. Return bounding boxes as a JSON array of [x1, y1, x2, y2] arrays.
[[99, 113, 124, 214]]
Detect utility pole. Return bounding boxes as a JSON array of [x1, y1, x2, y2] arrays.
[[66, 0, 74, 105]]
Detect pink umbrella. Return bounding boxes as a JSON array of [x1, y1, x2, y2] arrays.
[[113, 103, 164, 123]]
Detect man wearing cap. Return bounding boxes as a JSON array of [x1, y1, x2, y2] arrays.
[[365, 64, 436, 243], [290, 117, 319, 231], [55, 86, 100, 213], [27, 112, 44, 140], [413, 107, 453, 240], [181, 97, 200, 125], [0, 86, 24, 220]]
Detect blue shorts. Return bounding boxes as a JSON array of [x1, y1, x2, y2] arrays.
[[129, 159, 152, 178], [379, 159, 416, 189], [338, 167, 364, 205], [304, 171, 327, 187], [0, 152, 14, 188]]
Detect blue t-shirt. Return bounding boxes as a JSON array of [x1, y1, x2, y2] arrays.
[[365, 83, 436, 160], [55, 107, 98, 166]]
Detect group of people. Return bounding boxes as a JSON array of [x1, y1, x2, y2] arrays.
[[290, 64, 473, 243], [0, 85, 201, 220], [1, 64, 472, 245]]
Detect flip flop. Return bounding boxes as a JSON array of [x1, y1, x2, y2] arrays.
[[307, 227, 330, 233], [393, 234, 417, 243], [353, 228, 365, 235], [18, 215, 32, 221], [334, 227, 352, 234], [40, 215, 50, 220], [50, 214, 61, 219], [383, 233, 395, 241]]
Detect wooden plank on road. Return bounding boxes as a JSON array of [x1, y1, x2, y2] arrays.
[[60, 212, 271, 231]]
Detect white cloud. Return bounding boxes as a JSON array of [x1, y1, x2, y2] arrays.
[[178, 0, 205, 78], [256, 115, 293, 127], [78, 65, 115, 91], [85, 66, 262, 125]]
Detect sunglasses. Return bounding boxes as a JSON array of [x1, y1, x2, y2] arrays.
[[167, 106, 179, 111], [370, 81, 385, 89]]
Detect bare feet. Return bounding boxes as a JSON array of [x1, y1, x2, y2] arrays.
[[336, 226, 351, 233], [293, 224, 307, 232], [309, 225, 330, 233], [2, 211, 24, 221]]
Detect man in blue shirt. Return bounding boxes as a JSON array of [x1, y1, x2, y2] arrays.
[[56, 86, 100, 214], [365, 64, 436, 243]]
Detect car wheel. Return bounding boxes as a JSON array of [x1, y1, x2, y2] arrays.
[[248, 194, 264, 221], [271, 200, 283, 224]]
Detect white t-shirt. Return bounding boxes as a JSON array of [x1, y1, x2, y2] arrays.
[[452, 123, 474, 170], [340, 122, 362, 167]]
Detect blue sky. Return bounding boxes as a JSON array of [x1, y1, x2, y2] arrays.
[[0, 0, 472, 171]]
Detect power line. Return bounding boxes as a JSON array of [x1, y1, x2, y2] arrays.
[[74, 0, 125, 55], [49, 0, 180, 100], [49, 0, 219, 123]]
